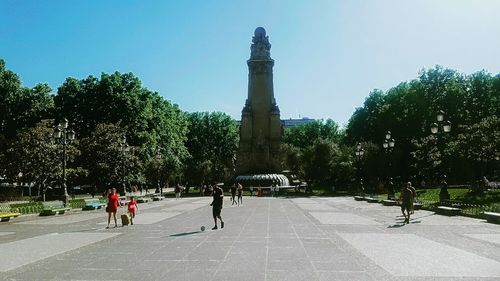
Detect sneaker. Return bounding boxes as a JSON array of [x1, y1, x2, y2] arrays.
[[212, 226, 218, 230], [221, 221, 224, 229]]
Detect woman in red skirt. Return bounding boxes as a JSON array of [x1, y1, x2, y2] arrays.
[[106, 188, 119, 228]]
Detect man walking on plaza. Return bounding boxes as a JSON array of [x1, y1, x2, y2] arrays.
[[210, 184, 225, 230], [400, 183, 414, 224]]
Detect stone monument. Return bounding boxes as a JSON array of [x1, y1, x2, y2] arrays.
[[235, 27, 289, 187]]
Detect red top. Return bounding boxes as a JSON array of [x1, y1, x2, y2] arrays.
[[128, 199, 138, 212], [107, 193, 119, 209]]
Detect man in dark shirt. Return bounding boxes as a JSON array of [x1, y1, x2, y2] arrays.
[[400, 183, 414, 224], [210, 184, 225, 230]]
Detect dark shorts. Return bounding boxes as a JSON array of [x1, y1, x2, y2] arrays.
[[401, 201, 411, 212], [212, 206, 222, 217]]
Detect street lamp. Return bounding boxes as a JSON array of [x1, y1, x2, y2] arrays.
[[53, 118, 75, 205], [383, 131, 396, 199], [431, 110, 452, 201], [355, 142, 365, 195], [156, 148, 162, 195], [119, 136, 130, 196]]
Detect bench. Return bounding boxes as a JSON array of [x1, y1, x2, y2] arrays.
[[436, 206, 461, 216], [353, 196, 365, 201], [82, 198, 106, 210], [152, 196, 164, 201], [483, 212, 500, 224], [382, 200, 397, 206], [413, 202, 423, 210], [136, 196, 151, 203], [0, 204, 21, 222], [366, 197, 379, 203], [39, 201, 70, 216], [119, 196, 130, 206]]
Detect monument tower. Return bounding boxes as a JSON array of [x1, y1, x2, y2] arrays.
[[236, 27, 283, 179]]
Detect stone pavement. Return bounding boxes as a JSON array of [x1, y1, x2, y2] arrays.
[[0, 196, 499, 281]]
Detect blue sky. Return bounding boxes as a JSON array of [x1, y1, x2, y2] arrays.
[[1, 0, 499, 126]]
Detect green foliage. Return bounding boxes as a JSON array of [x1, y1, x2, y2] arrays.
[[284, 119, 342, 149], [282, 119, 353, 189], [346, 66, 500, 182], [184, 112, 239, 184], [4, 120, 63, 193], [0, 59, 54, 138], [79, 123, 125, 188]]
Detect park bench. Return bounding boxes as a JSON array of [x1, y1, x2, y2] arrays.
[[136, 196, 151, 203], [39, 201, 70, 216], [366, 197, 379, 203], [119, 196, 130, 206], [353, 196, 365, 201], [436, 206, 461, 216], [483, 212, 500, 224], [152, 195, 164, 201], [0, 203, 21, 222], [382, 200, 396, 206], [82, 198, 106, 210]]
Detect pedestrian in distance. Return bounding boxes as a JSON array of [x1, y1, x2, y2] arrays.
[[237, 182, 243, 205], [128, 196, 138, 225], [231, 183, 238, 205], [106, 188, 119, 228], [175, 184, 181, 200], [407, 181, 416, 214], [210, 184, 225, 230], [399, 183, 414, 224], [249, 186, 254, 196]]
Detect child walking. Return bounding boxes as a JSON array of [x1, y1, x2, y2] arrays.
[[128, 196, 138, 225]]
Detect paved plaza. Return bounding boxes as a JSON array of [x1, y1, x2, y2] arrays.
[[0, 196, 499, 281]]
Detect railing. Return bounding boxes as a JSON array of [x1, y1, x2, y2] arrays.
[[416, 198, 499, 218]]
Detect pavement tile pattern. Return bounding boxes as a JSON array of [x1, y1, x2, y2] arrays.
[[0, 196, 499, 281]]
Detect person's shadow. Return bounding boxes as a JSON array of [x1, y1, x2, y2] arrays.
[[168, 231, 201, 237], [387, 217, 407, 228]]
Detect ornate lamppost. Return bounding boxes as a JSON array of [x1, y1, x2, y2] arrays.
[[119, 136, 129, 196], [54, 118, 75, 205], [383, 131, 396, 199], [355, 142, 365, 195], [430, 110, 452, 201], [156, 148, 162, 195]]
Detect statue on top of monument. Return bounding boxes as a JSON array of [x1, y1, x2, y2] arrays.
[[251, 27, 271, 59]]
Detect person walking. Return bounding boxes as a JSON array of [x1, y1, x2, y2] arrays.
[[407, 181, 416, 214], [127, 196, 138, 225], [106, 188, 119, 228], [231, 183, 238, 205], [210, 184, 224, 230], [175, 184, 181, 200], [237, 182, 243, 205], [399, 183, 414, 224]]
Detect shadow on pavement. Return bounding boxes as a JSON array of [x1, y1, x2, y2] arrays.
[[169, 231, 201, 237], [387, 222, 406, 228]]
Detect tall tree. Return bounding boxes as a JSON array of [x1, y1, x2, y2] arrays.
[[184, 112, 239, 185]]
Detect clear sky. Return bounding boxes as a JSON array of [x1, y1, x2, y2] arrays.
[[1, 0, 499, 126]]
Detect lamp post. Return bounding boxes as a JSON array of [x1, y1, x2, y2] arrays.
[[430, 110, 452, 201], [119, 136, 130, 196], [156, 148, 162, 195], [355, 142, 365, 195], [383, 131, 396, 199], [54, 118, 75, 205]]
